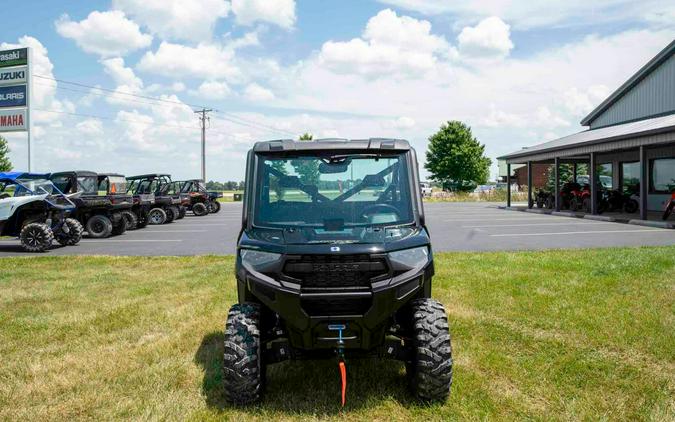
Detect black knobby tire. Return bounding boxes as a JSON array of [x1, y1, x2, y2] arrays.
[[111, 214, 127, 236], [137, 211, 149, 228], [20, 223, 54, 252], [86, 215, 113, 238], [223, 303, 264, 405], [167, 206, 180, 223], [177, 206, 186, 219], [208, 200, 221, 213], [405, 298, 453, 403], [624, 199, 639, 214], [148, 208, 167, 225], [56, 218, 83, 246], [193, 202, 208, 216], [122, 210, 138, 230]]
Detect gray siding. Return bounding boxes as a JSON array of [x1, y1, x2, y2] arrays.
[[590, 53, 675, 129]]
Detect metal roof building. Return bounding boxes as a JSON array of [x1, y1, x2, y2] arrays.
[[498, 39, 675, 221]]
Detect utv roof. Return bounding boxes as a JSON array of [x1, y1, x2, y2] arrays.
[[97, 173, 125, 178], [49, 170, 98, 177], [0, 171, 50, 181], [126, 174, 171, 180], [253, 138, 411, 153]]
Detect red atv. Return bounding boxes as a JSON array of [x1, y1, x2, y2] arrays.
[[663, 191, 675, 221]]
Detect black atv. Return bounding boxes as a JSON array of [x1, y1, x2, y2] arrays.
[[126, 174, 181, 225], [0, 172, 83, 252], [97, 173, 150, 230], [225, 138, 452, 406], [50, 171, 132, 238], [177, 179, 212, 216], [162, 180, 187, 219]]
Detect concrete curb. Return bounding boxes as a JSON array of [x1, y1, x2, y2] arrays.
[[584, 214, 616, 222], [552, 211, 582, 218], [524, 208, 551, 214], [628, 219, 674, 229]]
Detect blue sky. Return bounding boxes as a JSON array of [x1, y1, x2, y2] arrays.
[[1, 0, 674, 181]]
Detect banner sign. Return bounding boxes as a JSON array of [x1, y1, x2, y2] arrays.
[[0, 48, 28, 68], [0, 85, 27, 108], [0, 108, 27, 132], [0, 66, 27, 86]]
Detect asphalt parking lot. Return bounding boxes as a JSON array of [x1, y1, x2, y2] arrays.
[[0, 202, 674, 256]]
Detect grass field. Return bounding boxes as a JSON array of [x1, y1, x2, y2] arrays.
[[1, 247, 674, 421]]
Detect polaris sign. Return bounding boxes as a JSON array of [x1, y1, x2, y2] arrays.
[[0, 48, 27, 68], [0, 85, 27, 108], [0, 66, 27, 86]]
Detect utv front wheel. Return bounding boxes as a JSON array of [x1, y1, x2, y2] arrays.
[[193, 202, 208, 216], [20, 223, 54, 252], [86, 215, 113, 238], [223, 303, 264, 405], [208, 200, 221, 213], [148, 208, 167, 225], [56, 218, 84, 246], [165, 206, 180, 223], [177, 206, 186, 219], [405, 298, 453, 403]]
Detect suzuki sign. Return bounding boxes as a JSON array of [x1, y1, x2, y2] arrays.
[[0, 66, 27, 86]]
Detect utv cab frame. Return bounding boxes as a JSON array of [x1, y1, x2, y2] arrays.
[[225, 138, 452, 406], [0, 172, 83, 252], [49, 171, 132, 238], [126, 174, 181, 225]]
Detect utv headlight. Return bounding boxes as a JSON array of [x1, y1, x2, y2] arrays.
[[240, 249, 281, 271], [388, 246, 429, 270]]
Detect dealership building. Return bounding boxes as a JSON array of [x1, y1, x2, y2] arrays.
[[499, 40, 675, 222]]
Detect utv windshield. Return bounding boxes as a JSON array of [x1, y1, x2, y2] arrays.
[[12, 179, 59, 196], [254, 152, 413, 229]]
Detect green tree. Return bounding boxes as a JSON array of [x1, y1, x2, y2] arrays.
[[0, 135, 12, 172], [544, 163, 588, 191], [425, 121, 491, 191], [291, 133, 320, 186]]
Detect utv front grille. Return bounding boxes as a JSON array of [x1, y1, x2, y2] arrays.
[[283, 254, 389, 290], [300, 296, 371, 317]]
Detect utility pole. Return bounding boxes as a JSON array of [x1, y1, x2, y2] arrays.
[[194, 108, 212, 181]]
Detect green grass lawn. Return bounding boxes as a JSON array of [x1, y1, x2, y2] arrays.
[[1, 247, 673, 421]]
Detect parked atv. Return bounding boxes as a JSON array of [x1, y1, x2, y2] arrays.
[[534, 189, 552, 208], [123, 175, 156, 229], [0, 172, 83, 252], [225, 139, 452, 406], [606, 189, 638, 213], [126, 174, 181, 225], [177, 179, 211, 216], [50, 171, 132, 238], [96, 173, 149, 230], [163, 181, 187, 219]]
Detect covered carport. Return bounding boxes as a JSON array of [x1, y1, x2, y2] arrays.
[[499, 39, 675, 226]]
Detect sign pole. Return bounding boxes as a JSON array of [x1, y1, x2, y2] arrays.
[[26, 47, 32, 171]]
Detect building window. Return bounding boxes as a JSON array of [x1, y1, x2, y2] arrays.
[[621, 162, 640, 193], [651, 158, 675, 194], [597, 163, 612, 189]]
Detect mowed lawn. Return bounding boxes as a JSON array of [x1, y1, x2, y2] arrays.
[[1, 247, 673, 421]]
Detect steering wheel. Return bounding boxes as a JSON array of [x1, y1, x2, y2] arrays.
[[362, 203, 401, 220]]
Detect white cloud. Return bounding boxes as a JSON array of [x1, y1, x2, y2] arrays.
[[561, 85, 611, 117], [318, 9, 454, 78], [113, 0, 230, 42], [55, 10, 152, 57], [231, 0, 296, 29], [458, 17, 513, 59], [244, 83, 275, 102], [137, 41, 241, 81], [197, 81, 231, 99], [100, 57, 145, 107], [76, 119, 104, 135], [383, 116, 416, 129], [377, 0, 675, 30]]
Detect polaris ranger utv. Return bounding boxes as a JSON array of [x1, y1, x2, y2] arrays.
[[178, 179, 214, 216], [0, 172, 83, 252], [126, 174, 181, 225], [226, 139, 452, 406], [97, 173, 149, 230], [49, 171, 132, 238]]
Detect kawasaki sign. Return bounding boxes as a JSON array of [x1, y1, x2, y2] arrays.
[[0, 48, 28, 68]]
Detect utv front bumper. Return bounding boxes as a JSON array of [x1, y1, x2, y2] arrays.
[[236, 253, 433, 350]]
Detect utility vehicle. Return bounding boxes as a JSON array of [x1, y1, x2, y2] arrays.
[[160, 180, 186, 220], [97, 173, 151, 230], [178, 179, 212, 216], [0, 172, 83, 252], [49, 171, 132, 238], [126, 174, 181, 225], [225, 139, 452, 406]]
